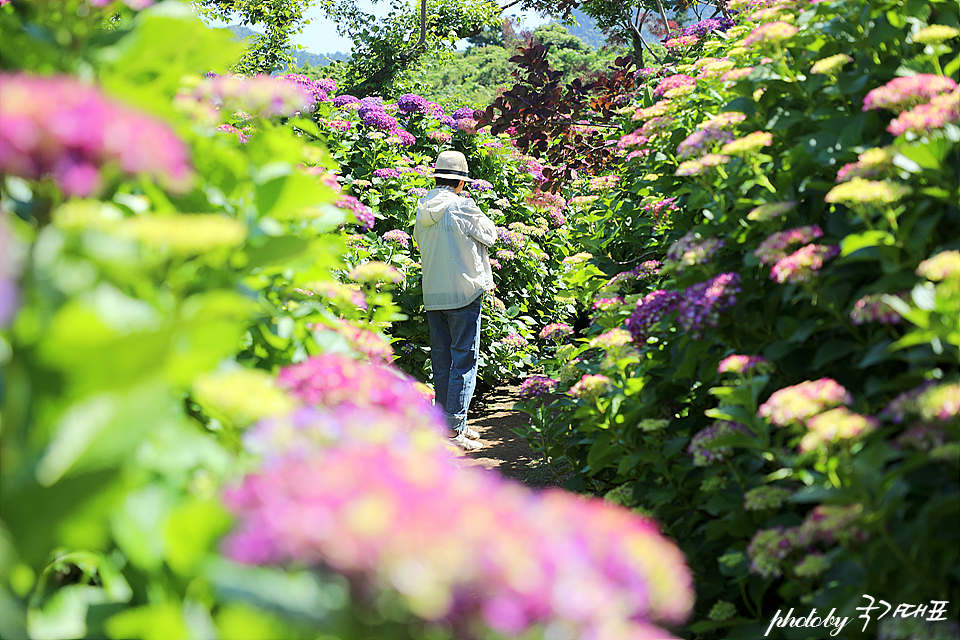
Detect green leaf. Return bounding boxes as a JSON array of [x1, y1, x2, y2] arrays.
[[841, 230, 896, 257], [812, 340, 859, 370], [255, 173, 331, 221], [165, 499, 233, 576]]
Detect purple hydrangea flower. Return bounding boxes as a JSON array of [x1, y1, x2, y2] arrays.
[[675, 273, 741, 337], [362, 110, 398, 131], [624, 290, 682, 343], [333, 94, 360, 108], [397, 93, 429, 114], [452, 107, 477, 120]]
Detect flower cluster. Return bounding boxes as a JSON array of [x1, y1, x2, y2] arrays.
[[539, 322, 574, 341], [665, 35, 699, 49], [665, 231, 724, 270], [494, 248, 516, 261], [676, 273, 741, 337], [319, 118, 352, 132], [277, 354, 441, 423], [1, 73, 194, 196], [562, 252, 593, 266], [451, 107, 476, 120], [569, 374, 612, 402], [397, 93, 428, 114], [632, 101, 673, 122], [336, 194, 375, 230], [912, 24, 960, 44], [382, 229, 410, 247], [592, 297, 624, 313], [589, 174, 620, 191], [754, 225, 823, 265], [718, 354, 770, 375], [362, 109, 399, 131], [676, 153, 731, 176], [469, 179, 493, 192], [746, 527, 806, 578], [191, 74, 318, 119], [917, 249, 960, 280], [862, 74, 958, 112], [849, 292, 906, 324], [589, 328, 633, 351], [192, 368, 295, 428], [887, 88, 960, 136], [771, 244, 840, 284], [224, 441, 693, 638], [721, 131, 773, 155], [624, 290, 682, 343], [744, 486, 793, 511], [801, 407, 879, 451], [120, 214, 246, 255], [276, 73, 330, 103], [810, 53, 853, 75], [746, 200, 797, 221], [677, 129, 735, 158], [332, 94, 358, 108], [526, 189, 566, 211], [743, 21, 799, 46], [372, 168, 402, 179], [699, 111, 748, 129], [639, 115, 675, 136], [835, 147, 894, 182], [518, 375, 558, 400], [759, 378, 853, 426], [428, 130, 453, 143], [688, 421, 751, 466], [498, 333, 529, 351], [697, 59, 737, 79], [349, 261, 402, 284], [681, 17, 736, 38], [653, 74, 697, 98], [825, 177, 910, 206]]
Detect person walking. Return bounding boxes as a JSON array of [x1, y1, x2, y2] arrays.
[[413, 150, 497, 451]]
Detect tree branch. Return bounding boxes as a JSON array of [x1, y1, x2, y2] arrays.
[[400, 0, 428, 61], [652, 0, 672, 39]]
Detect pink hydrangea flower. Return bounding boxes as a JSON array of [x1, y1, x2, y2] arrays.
[[759, 378, 853, 426]]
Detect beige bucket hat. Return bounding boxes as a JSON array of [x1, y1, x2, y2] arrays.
[[431, 150, 470, 181]]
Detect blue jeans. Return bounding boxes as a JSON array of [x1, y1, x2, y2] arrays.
[[426, 295, 482, 434]]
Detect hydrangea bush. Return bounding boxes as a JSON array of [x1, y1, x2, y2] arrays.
[[514, 0, 960, 636]]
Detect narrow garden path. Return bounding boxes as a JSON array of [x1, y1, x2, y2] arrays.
[[457, 384, 563, 488]]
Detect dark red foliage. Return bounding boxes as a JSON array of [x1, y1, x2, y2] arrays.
[[476, 44, 635, 192]]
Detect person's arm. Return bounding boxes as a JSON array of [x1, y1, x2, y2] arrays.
[[458, 198, 498, 247]]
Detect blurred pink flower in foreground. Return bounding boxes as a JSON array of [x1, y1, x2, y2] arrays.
[[0, 73, 194, 196], [224, 352, 694, 638]]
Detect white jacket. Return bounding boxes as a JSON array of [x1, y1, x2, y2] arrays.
[[413, 187, 497, 311]]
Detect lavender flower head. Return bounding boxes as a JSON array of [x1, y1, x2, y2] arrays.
[[688, 421, 751, 466], [675, 273, 741, 337], [452, 106, 477, 120], [624, 290, 682, 343], [665, 231, 724, 270], [518, 375, 558, 400], [677, 129, 734, 159], [682, 17, 735, 38], [361, 109, 398, 131], [770, 244, 840, 284], [397, 93, 429, 114], [333, 94, 360, 108]]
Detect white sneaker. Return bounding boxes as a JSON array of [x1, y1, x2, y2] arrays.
[[450, 433, 483, 451], [462, 426, 481, 440]]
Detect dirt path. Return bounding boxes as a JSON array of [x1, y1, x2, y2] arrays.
[[457, 383, 562, 488]]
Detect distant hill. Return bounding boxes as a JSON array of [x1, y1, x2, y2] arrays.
[[560, 9, 608, 49], [225, 25, 347, 68]]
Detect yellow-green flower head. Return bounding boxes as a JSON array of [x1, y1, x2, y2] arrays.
[[349, 261, 403, 284], [825, 178, 911, 206], [664, 85, 696, 99], [638, 418, 670, 432], [708, 601, 737, 622], [748, 6, 795, 23], [589, 328, 633, 350], [810, 53, 853, 75], [747, 200, 797, 221], [698, 59, 737, 79], [916, 250, 960, 281], [193, 368, 295, 427], [53, 200, 124, 232], [721, 131, 774, 155], [911, 25, 960, 45], [122, 214, 247, 254]]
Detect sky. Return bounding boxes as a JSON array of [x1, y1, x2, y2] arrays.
[[212, 0, 550, 55]]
